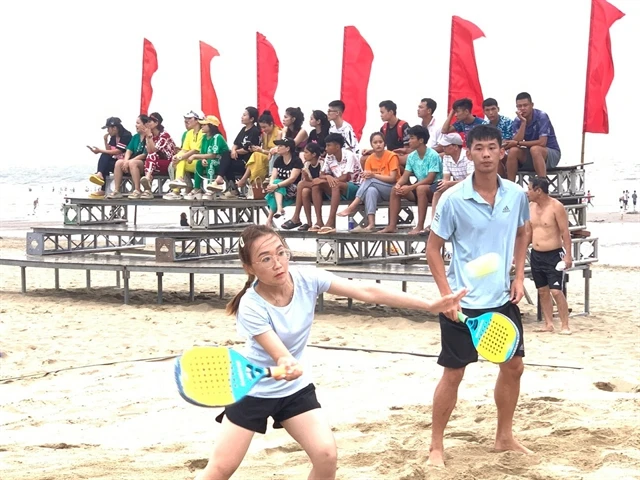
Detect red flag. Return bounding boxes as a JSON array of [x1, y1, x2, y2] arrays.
[[340, 26, 374, 141], [140, 38, 158, 115], [448, 16, 484, 118], [583, 0, 625, 134], [200, 41, 226, 139], [256, 33, 283, 128]]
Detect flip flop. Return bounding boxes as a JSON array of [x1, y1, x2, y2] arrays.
[[89, 174, 105, 186], [297, 224, 310, 232], [318, 226, 336, 235], [281, 220, 302, 230], [308, 224, 322, 233]]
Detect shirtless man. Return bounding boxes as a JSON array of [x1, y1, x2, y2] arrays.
[[527, 177, 573, 334]]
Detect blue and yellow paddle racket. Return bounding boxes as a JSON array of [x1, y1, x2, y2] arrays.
[[174, 346, 291, 407], [457, 312, 520, 364]]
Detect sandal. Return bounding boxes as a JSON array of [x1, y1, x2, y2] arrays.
[[129, 190, 142, 199], [281, 220, 302, 230], [140, 191, 154, 199], [308, 224, 322, 233], [106, 191, 123, 199], [419, 226, 431, 237], [318, 226, 336, 235], [89, 174, 105, 186], [297, 224, 310, 232]]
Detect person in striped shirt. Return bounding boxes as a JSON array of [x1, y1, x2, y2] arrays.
[[423, 133, 474, 234]]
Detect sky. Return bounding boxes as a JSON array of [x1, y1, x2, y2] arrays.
[[0, 0, 637, 171]]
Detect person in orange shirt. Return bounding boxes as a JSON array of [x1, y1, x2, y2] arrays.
[[337, 132, 399, 232]]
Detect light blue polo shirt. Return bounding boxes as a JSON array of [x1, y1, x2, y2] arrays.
[[431, 174, 530, 309]]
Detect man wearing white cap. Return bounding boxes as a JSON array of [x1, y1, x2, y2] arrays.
[[165, 110, 205, 199], [422, 133, 475, 234]]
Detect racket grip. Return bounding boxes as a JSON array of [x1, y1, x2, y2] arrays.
[[457, 311, 468, 322], [268, 365, 303, 379]]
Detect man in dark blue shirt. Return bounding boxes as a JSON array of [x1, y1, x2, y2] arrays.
[[505, 92, 561, 180]]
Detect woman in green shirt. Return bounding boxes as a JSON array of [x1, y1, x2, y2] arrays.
[[184, 115, 229, 201]]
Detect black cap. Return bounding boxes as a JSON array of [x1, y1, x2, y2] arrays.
[[274, 138, 296, 150], [101, 117, 122, 129]]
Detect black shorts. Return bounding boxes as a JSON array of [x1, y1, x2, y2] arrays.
[[215, 383, 320, 434], [530, 247, 565, 290], [438, 301, 525, 369]]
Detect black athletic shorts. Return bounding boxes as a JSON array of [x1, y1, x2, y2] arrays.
[[530, 247, 565, 290], [215, 383, 320, 434], [438, 301, 525, 369]]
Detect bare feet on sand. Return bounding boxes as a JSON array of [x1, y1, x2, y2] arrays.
[[534, 325, 554, 333], [494, 437, 533, 454], [376, 226, 397, 234], [558, 329, 572, 335], [426, 448, 445, 468]]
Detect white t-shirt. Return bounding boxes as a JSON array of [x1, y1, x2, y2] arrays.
[[329, 120, 360, 154], [442, 150, 474, 181], [236, 266, 335, 398], [424, 116, 442, 149], [322, 149, 362, 184]]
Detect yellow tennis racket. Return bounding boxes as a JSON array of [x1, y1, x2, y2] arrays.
[[174, 346, 291, 407], [457, 312, 520, 363]]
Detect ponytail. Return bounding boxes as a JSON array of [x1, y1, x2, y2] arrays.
[[226, 274, 255, 315]]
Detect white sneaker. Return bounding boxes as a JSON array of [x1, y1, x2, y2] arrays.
[[169, 179, 187, 188], [163, 191, 182, 200]]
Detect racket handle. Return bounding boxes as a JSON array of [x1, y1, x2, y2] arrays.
[[457, 311, 468, 322], [268, 365, 303, 379]]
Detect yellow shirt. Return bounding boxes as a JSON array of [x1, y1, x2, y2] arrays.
[[181, 129, 204, 153]]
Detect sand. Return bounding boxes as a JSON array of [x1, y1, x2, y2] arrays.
[[1, 236, 639, 480]]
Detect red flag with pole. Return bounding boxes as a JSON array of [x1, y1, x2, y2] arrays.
[[583, 0, 625, 134], [200, 41, 226, 138], [448, 16, 485, 118], [140, 38, 158, 115], [340, 26, 374, 141], [256, 33, 283, 128]]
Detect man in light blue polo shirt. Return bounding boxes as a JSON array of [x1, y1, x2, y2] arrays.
[[426, 124, 532, 467]]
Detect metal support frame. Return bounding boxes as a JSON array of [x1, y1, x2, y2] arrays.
[[119, 176, 173, 195], [190, 204, 269, 229], [155, 236, 241, 262], [353, 205, 414, 228], [27, 231, 146, 256], [316, 237, 426, 265], [515, 169, 585, 197], [565, 203, 587, 231], [63, 203, 128, 225]]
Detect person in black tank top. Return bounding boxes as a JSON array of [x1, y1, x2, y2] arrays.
[[281, 143, 324, 231]]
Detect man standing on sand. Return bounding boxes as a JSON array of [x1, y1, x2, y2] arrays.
[[633, 190, 637, 211], [426, 124, 532, 467], [527, 177, 573, 334]]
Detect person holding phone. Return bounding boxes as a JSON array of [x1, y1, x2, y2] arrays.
[[87, 117, 132, 198]]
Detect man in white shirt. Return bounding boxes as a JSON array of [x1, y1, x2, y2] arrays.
[[423, 133, 474, 233], [327, 100, 360, 155], [308, 133, 362, 234], [418, 97, 443, 152]]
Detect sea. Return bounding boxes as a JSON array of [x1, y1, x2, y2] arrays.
[[0, 160, 638, 267]]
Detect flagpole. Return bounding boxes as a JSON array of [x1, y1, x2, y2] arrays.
[[580, 132, 586, 164]]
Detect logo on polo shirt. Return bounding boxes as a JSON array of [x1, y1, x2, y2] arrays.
[[434, 212, 440, 223], [502, 206, 510, 213]]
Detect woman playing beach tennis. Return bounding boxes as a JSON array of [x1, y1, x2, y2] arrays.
[[195, 225, 466, 480]]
